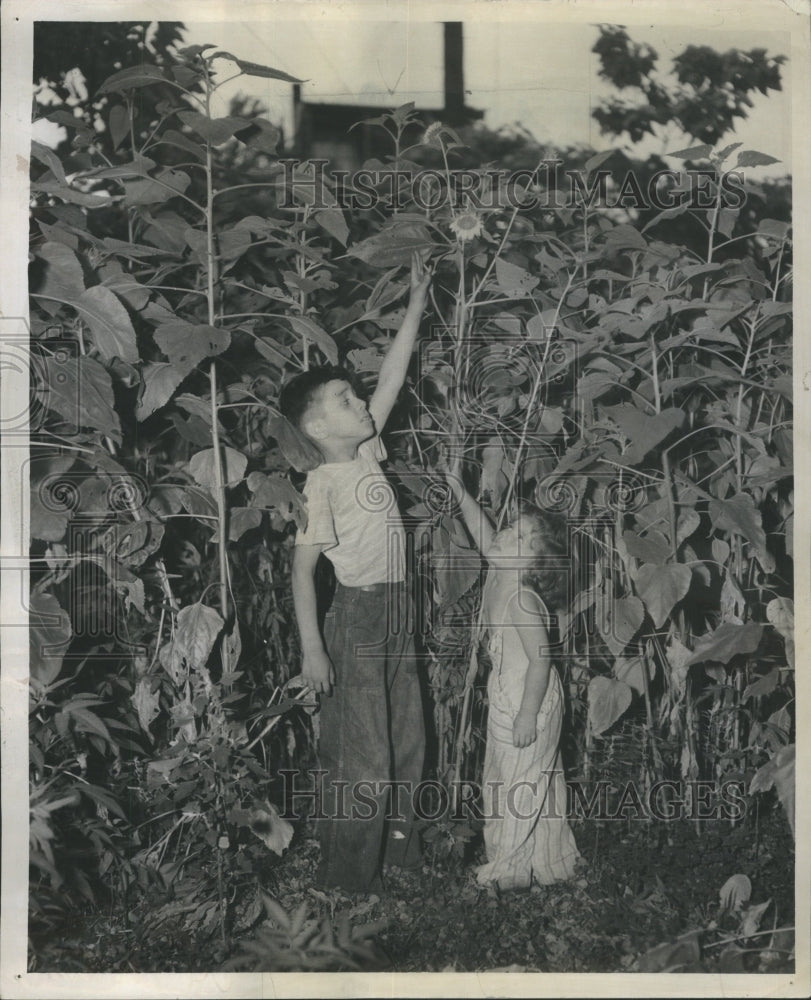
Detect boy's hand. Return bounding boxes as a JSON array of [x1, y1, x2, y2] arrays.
[[301, 647, 335, 696], [409, 250, 431, 301], [513, 709, 538, 748]]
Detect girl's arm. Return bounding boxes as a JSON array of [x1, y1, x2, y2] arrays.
[[444, 456, 495, 555], [509, 591, 552, 748]]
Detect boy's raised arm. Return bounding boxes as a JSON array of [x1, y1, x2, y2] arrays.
[[368, 252, 431, 432]]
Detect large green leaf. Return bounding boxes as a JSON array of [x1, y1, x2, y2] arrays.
[[123, 169, 191, 207], [102, 236, 178, 261], [749, 744, 794, 838], [41, 356, 122, 443], [82, 155, 157, 179], [494, 258, 539, 297], [132, 677, 161, 733], [32, 242, 85, 303], [137, 362, 188, 420], [30, 454, 76, 542], [109, 520, 165, 567], [622, 529, 670, 564], [235, 118, 281, 154], [709, 493, 775, 574], [160, 602, 224, 684], [766, 596, 794, 668], [30, 140, 68, 184], [98, 262, 151, 310], [286, 315, 338, 364], [667, 143, 713, 161], [637, 932, 701, 973], [177, 111, 250, 145], [736, 150, 781, 168], [314, 208, 349, 246], [76, 285, 139, 363], [600, 594, 645, 656], [30, 592, 72, 688], [576, 371, 617, 402], [188, 447, 247, 489], [347, 222, 434, 268], [157, 128, 207, 161], [108, 104, 130, 151], [685, 621, 763, 667], [601, 404, 685, 464], [33, 252, 138, 363], [179, 486, 218, 520], [634, 563, 692, 627], [30, 178, 113, 208], [743, 667, 779, 701], [434, 540, 480, 608], [183, 226, 252, 269], [633, 498, 697, 550], [154, 322, 230, 368], [603, 223, 648, 253], [247, 471, 307, 529], [237, 801, 294, 856], [227, 507, 263, 541], [588, 676, 633, 736], [613, 656, 655, 695], [97, 64, 168, 93], [211, 51, 304, 84]]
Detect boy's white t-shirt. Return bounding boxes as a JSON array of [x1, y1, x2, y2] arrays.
[[295, 435, 406, 586]]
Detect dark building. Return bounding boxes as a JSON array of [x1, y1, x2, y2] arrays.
[[291, 22, 483, 170]]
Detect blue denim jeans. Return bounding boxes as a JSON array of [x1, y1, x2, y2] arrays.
[[316, 580, 425, 892]]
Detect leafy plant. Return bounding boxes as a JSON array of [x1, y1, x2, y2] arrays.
[[28, 24, 793, 966], [224, 894, 388, 971]]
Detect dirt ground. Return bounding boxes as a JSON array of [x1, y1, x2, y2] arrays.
[[31, 798, 794, 976]]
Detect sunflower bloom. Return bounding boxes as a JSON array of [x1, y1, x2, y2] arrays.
[[449, 211, 484, 243], [422, 121, 445, 146]]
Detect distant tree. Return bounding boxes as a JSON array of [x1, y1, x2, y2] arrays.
[[591, 24, 786, 145], [33, 22, 188, 159], [33, 21, 186, 104]]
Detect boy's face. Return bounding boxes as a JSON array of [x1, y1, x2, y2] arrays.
[[304, 380, 375, 444]]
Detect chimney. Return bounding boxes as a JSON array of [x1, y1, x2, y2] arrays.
[[443, 22, 464, 119]]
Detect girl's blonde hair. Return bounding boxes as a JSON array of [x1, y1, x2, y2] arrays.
[[513, 502, 570, 610]]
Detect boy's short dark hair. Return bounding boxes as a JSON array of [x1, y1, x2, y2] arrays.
[[278, 365, 358, 430]]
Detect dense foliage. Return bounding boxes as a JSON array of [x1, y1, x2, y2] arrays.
[[28, 34, 794, 970]]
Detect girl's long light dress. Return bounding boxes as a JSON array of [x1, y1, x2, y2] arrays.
[[476, 591, 581, 890]]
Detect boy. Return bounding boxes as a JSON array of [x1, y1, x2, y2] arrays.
[[280, 253, 431, 894]]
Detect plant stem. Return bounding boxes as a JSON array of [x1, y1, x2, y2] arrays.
[[702, 172, 723, 298], [202, 61, 230, 633], [451, 602, 484, 808], [498, 272, 574, 529]]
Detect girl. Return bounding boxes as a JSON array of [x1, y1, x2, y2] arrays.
[[445, 459, 581, 891]]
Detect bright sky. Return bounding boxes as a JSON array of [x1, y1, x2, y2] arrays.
[[180, 19, 792, 176]]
